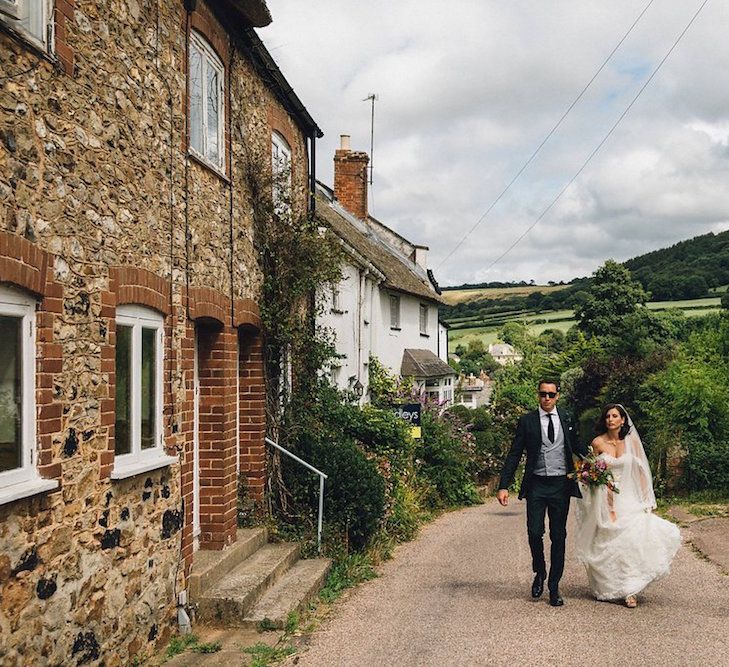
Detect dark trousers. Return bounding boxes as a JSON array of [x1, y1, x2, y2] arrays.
[[526, 475, 570, 592]]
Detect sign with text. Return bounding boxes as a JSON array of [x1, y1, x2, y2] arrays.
[[392, 403, 422, 439]]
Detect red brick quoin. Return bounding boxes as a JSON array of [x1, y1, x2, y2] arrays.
[[182, 290, 265, 552]]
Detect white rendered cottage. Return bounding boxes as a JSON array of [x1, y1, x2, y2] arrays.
[[317, 136, 455, 404]]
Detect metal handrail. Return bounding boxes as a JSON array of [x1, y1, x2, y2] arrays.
[[265, 437, 328, 553]]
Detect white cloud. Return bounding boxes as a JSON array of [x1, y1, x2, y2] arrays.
[[260, 0, 729, 284]]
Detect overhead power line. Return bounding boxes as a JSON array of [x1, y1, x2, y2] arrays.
[[480, 0, 710, 275], [436, 0, 657, 271]]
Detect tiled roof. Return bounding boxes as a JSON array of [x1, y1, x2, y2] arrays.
[[489, 343, 518, 356], [315, 184, 444, 304], [400, 349, 456, 379]]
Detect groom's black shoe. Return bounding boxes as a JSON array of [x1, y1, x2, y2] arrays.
[[549, 589, 564, 607], [531, 573, 545, 599]]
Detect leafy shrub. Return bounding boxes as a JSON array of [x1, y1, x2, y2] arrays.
[[685, 436, 729, 492], [345, 404, 413, 473], [384, 478, 425, 542], [449, 406, 507, 481], [415, 409, 480, 507], [286, 432, 386, 551]]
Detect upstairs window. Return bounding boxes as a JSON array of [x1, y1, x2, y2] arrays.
[[0, 286, 36, 490], [331, 287, 341, 312], [419, 304, 429, 335], [189, 31, 225, 172], [113, 305, 170, 478], [389, 294, 401, 329], [0, 0, 51, 49], [272, 131, 292, 216]]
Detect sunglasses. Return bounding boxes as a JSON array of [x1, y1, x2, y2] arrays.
[[538, 391, 558, 398]]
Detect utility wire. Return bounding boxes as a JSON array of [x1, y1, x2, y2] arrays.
[[437, 0, 656, 270], [481, 0, 710, 275]]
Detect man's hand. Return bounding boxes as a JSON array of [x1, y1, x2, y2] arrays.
[[497, 489, 509, 506]]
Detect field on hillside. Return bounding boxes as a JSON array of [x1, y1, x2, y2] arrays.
[[441, 284, 569, 305], [448, 296, 722, 352]]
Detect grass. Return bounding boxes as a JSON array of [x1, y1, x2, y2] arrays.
[[647, 297, 721, 310], [243, 642, 296, 667], [318, 552, 378, 604], [440, 284, 568, 305], [658, 490, 729, 519], [165, 634, 222, 659], [447, 295, 723, 353]]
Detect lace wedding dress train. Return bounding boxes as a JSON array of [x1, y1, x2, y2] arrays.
[[576, 452, 681, 600]]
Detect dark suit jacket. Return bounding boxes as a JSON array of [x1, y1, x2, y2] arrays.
[[498, 408, 587, 500]]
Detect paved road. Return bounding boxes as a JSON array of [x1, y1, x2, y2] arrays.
[[291, 499, 729, 667]]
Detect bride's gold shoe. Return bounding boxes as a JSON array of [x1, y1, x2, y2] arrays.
[[625, 595, 638, 608]]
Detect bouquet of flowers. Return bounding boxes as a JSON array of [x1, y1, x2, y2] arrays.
[[569, 455, 619, 493]]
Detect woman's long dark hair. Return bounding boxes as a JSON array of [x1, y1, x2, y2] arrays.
[[595, 403, 631, 440]]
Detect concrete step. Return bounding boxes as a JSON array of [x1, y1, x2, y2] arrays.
[[243, 557, 332, 629], [189, 527, 269, 601], [196, 542, 301, 626]]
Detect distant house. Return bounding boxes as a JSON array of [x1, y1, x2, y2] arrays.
[[401, 349, 456, 406], [488, 343, 523, 366], [317, 136, 455, 404], [455, 372, 493, 409]]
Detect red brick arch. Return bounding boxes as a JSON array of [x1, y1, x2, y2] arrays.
[[0, 230, 50, 297], [189, 286, 229, 325], [233, 298, 262, 330], [109, 266, 171, 316]]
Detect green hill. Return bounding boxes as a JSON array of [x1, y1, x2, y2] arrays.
[[442, 229, 729, 324], [624, 230, 729, 300]]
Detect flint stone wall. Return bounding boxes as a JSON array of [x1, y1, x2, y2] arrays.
[[0, 0, 310, 663]]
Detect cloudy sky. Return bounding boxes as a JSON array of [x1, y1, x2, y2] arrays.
[[259, 1, 729, 286]]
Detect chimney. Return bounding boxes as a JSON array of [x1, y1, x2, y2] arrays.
[[413, 245, 428, 269], [334, 134, 369, 220]]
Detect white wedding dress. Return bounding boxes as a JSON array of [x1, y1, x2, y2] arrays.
[[575, 414, 681, 601]]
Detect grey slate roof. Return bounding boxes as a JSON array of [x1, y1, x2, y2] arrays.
[[315, 183, 444, 304], [400, 349, 455, 380]]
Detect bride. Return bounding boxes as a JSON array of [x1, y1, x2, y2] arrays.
[[575, 404, 681, 608]]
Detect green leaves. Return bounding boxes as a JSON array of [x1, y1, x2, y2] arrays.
[[575, 259, 649, 338]]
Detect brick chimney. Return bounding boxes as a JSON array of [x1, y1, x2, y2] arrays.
[[334, 134, 369, 220]]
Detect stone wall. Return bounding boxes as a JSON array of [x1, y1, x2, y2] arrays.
[[0, 0, 311, 663]]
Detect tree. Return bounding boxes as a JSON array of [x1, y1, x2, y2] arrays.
[[499, 321, 529, 347], [458, 340, 499, 376], [575, 260, 649, 338]]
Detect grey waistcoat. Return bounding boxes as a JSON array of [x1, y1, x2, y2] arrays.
[[533, 415, 567, 476]]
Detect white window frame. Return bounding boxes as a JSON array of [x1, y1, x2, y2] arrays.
[[188, 31, 225, 173], [0, 0, 52, 51], [0, 285, 57, 505], [0, 286, 36, 488], [419, 303, 429, 335], [112, 305, 175, 479], [389, 294, 401, 329], [331, 286, 341, 312]]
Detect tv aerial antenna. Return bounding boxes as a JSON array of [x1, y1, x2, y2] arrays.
[[363, 93, 378, 185]]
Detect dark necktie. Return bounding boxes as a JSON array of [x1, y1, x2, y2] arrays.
[[547, 413, 555, 443]]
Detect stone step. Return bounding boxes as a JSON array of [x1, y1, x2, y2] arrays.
[[189, 527, 269, 601], [242, 557, 332, 629], [195, 542, 301, 626]]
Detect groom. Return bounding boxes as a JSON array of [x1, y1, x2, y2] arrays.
[[496, 379, 586, 606]]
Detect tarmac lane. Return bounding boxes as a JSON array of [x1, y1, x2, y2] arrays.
[[289, 498, 729, 667]]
